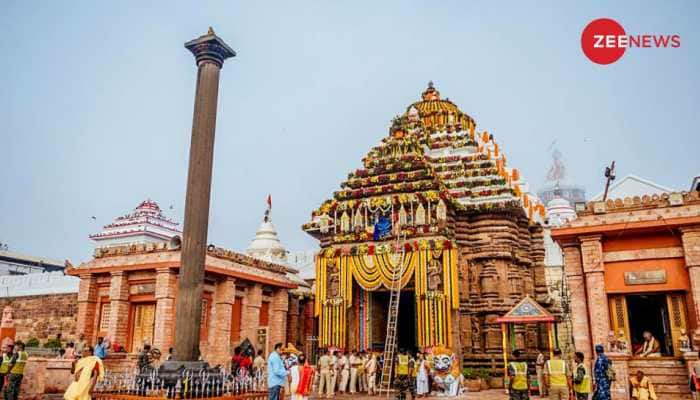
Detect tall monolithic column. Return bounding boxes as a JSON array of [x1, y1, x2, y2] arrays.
[[173, 29, 235, 362], [76, 274, 98, 343], [108, 271, 130, 346], [680, 226, 700, 346], [580, 235, 610, 350], [561, 242, 593, 360]]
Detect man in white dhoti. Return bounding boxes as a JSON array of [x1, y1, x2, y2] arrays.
[[416, 352, 430, 397]]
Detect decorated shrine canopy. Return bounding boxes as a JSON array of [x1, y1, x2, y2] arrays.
[[496, 295, 554, 324]]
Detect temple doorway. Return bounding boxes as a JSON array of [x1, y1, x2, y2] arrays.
[[129, 302, 156, 352], [627, 294, 672, 356], [371, 290, 417, 352]]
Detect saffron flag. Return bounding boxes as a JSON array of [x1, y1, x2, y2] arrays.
[[267, 194, 272, 209]]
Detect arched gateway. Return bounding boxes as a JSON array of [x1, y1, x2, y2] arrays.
[[303, 83, 553, 363]]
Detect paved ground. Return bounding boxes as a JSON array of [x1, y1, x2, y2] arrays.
[[309, 389, 511, 400]]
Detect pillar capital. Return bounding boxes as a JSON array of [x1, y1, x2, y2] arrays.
[[579, 234, 603, 244], [185, 27, 236, 68]]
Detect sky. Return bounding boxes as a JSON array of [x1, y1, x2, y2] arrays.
[[1, 1, 698, 264]]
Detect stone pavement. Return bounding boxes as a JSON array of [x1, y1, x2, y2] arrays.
[[309, 389, 510, 400]]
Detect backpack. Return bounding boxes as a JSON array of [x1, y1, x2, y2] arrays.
[[605, 360, 616, 382]]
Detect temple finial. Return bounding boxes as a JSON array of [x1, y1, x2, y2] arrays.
[[207, 26, 215, 35], [428, 80, 434, 88]]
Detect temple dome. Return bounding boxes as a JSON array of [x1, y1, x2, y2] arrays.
[[404, 82, 476, 131], [246, 209, 287, 260], [546, 196, 576, 227]]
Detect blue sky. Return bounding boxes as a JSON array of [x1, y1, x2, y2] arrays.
[[1, 1, 698, 263]]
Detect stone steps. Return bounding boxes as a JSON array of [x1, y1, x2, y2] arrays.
[[627, 358, 691, 400]]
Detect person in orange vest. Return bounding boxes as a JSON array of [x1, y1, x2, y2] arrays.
[[508, 349, 530, 400]]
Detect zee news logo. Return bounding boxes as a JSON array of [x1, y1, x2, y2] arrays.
[[581, 18, 681, 65]]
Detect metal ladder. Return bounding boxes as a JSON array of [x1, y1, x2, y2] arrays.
[[379, 232, 407, 395]]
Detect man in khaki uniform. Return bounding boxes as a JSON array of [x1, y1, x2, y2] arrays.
[[366, 353, 378, 395], [338, 351, 350, 393], [317, 349, 334, 398], [544, 349, 571, 400], [349, 350, 361, 393], [330, 351, 339, 392]]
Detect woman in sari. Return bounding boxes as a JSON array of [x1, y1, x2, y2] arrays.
[[64, 346, 105, 400], [289, 354, 315, 400]]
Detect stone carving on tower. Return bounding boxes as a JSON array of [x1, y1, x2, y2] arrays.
[[303, 83, 551, 361]]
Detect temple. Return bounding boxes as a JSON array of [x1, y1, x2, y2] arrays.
[[68, 199, 314, 367], [89, 199, 182, 248], [304, 83, 551, 364]]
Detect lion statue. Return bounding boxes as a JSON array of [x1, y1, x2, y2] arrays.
[[430, 346, 462, 396]]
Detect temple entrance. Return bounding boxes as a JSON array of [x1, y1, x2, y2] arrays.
[[627, 294, 672, 356], [130, 302, 156, 352], [371, 290, 417, 352]]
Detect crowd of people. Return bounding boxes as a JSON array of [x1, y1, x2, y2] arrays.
[[261, 345, 459, 400], [507, 345, 660, 400]]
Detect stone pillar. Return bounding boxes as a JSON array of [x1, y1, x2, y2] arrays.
[[287, 295, 300, 346], [154, 268, 178, 352], [210, 277, 235, 366], [269, 289, 289, 349], [580, 235, 610, 351], [607, 353, 631, 400], [241, 284, 262, 345], [562, 242, 593, 359], [681, 226, 700, 345], [108, 271, 130, 346], [174, 28, 235, 362], [76, 274, 98, 343]]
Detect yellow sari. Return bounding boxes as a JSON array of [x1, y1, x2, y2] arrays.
[[64, 356, 105, 400]]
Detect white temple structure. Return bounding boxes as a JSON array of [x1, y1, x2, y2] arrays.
[[89, 199, 181, 249], [245, 202, 315, 291]]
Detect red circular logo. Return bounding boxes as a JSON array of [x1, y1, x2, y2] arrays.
[[581, 18, 626, 65]]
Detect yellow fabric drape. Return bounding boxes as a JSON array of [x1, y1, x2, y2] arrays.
[[315, 248, 459, 350]]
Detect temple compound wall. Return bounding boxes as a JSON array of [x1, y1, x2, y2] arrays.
[[553, 191, 700, 400], [68, 242, 314, 367], [304, 84, 553, 365]]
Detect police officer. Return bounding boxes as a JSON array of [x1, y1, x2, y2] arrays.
[[5, 342, 28, 400], [0, 344, 14, 393], [394, 349, 414, 400], [508, 349, 530, 400]]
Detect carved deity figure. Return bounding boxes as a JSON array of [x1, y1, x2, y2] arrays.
[[327, 260, 340, 298], [617, 330, 629, 354], [607, 330, 618, 352], [427, 256, 443, 292], [680, 329, 692, 352], [1, 307, 13, 328]]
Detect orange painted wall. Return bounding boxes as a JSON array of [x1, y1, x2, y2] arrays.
[[605, 258, 688, 293], [602, 233, 681, 252]]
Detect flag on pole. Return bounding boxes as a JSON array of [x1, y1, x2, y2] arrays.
[[267, 194, 272, 209]]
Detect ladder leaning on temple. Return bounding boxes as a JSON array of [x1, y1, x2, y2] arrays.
[[379, 231, 408, 396]]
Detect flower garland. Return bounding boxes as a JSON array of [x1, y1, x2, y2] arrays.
[[436, 168, 500, 180], [443, 177, 507, 189], [321, 238, 454, 257], [431, 161, 495, 173], [448, 187, 516, 199], [335, 180, 438, 200], [425, 154, 490, 164], [342, 169, 430, 189]]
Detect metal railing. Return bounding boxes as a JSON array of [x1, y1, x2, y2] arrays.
[[94, 367, 268, 399]]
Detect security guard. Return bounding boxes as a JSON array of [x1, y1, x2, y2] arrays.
[[572, 352, 591, 400], [5, 342, 28, 400], [394, 349, 414, 400], [0, 344, 14, 393], [544, 348, 571, 400], [508, 349, 530, 400]]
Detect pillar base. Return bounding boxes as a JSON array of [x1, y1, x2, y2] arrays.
[[607, 353, 631, 400]]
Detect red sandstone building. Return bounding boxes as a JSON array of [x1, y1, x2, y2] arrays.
[[552, 189, 700, 399], [67, 200, 315, 367]]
